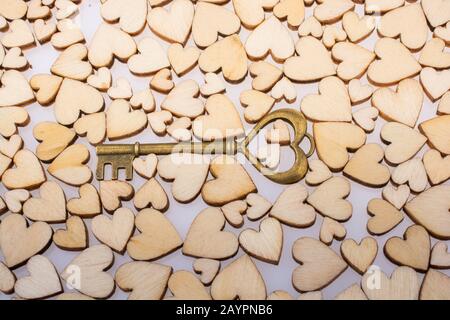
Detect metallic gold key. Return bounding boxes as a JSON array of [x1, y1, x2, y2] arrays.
[[96, 109, 315, 184]]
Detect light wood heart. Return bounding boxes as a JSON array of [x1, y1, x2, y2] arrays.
[[29, 74, 62, 106], [168, 43, 199, 76], [193, 259, 220, 286], [367, 198, 403, 235], [368, 38, 421, 85], [2, 149, 46, 190], [343, 143, 390, 187], [74, 112, 106, 145], [301, 76, 351, 122], [48, 144, 92, 186], [1, 19, 34, 48], [420, 68, 450, 101], [54, 78, 104, 125], [23, 181, 66, 223], [342, 11, 375, 42], [168, 270, 211, 300], [128, 37, 170, 75], [292, 237, 347, 292], [271, 77, 296, 103], [3, 189, 29, 213], [313, 122, 366, 171], [67, 183, 101, 217], [246, 193, 272, 221], [0, 70, 35, 107], [133, 178, 168, 211], [87, 67, 111, 91], [192, 2, 240, 48], [201, 155, 256, 206], [391, 158, 428, 193], [274, 0, 305, 28], [0, 0, 27, 20], [239, 217, 283, 264], [150, 69, 174, 94], [420, 269, 450, 300], [115, 261, 172, 300], [372, 79, 424, 128], [307, 177, 352, 221], [419, 115, 450, 155], [100, 0, 147, 35], [0, 107, 29, 138], [314, 0, 354, 23], [382, 184, 410, 210], [381, 121, 427, 165], [107, 77, 132, 100], [33, 121, 76, 162], [3, 47, 28, 70], [298, 16, 323, 38], [92, 208, 135, 253], [419, 38, 450, 69], [284, 36, 336, 82], [348, 80, 374, 105], [161, 80, 204, 119], [0, 213, 52, 268], [332, 42, 375, 81], [431, 242, 450, 268], [51, 19, 85, 49], [14, 255, 62, 299], [127, 208, 183, 260], [211, 254, 266, 300], [130, 89, 155, 113], [133, 154, 157, 179], [232, 0, 278, 29], [53, 216, 87, 250], [362, 266, 420, 300], [404, 185, 450, 239], [341, 237, 377, 274], [106, 99, 147, 140], [320, 217, 346, 245], [198, 35, 248, 82], [269, 184, 316, 227], [88, 23, 136, 68], [423, 149, 450, 185], [385, 224, 430, 272], [221, 200, 247, 228], [183, 207, 239, 259], [306, 159, 333, 186], [61, 245, 114, 299], [99, 180, 134, 212], [50, 43, 92, 81], [422, 0, 450, 27], [147, 0, 194, 44], [249, 61, 282, 92], [200, 73, 226, 97], [240, 90, 275, 123]]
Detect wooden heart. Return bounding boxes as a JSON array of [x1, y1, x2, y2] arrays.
[[381, 122, 427, 165], [320, 217, 346, 245], [23, 181, 66, 223], [249, 61, 282, 92], [378, 3, 428, 50], [420, 68, 450, 101], [419, 38, 450, 69], [168, 43, 199, 76], [0, 214, 52, 268], [161, 80, 204, 119], [307, 177, 352, 221], [240, 90, 275, 123], [368, 38, 421, 85], [29, 74, 62, 105], [367, 198, 403, 235], [420, 269, 450, 300], [168, 270, 211, 300], [0, 0, 27, 20], [341, 237, 377, 274], [232, 0, 278, 29], [404, 185, 450, 239], [107, 77, 132, 100], [3, 47, 28, 70], [87, 67, 111, 91], [48, 144, 92, 186], [292, 237, 347, 292], [239, 217, 283, 264], [434, 22, 450, 44], [221, 200, 247, 227], [271, 77, 296, 103], [67, 183, 101, 217], [51, 43, 92, 81], [382, 184, 410, 210], [423, 149, 450, 185], [115, 261, 172, 300], [14, 255, 62, 299], [4, 189, 29, 213], [323, 25, 346, 49], [298, 16, 323, 38], [342, 11, 375, 42], [198, 35, 248, 82], [92, 207, 135, 253], [100, 0, 147, 34], [183, 207, 238, 259], [274, 0, 305, 28], [419, 115, 450, 155], [166, 117, 191, 142], [192, 2, 240, 48], [306, 159, 333, 185], [133, 154, 157, 179], [133, 178, 168, 211], [201, 155, 256, 206], [265, 120, 290, 145], [422, 0, 450, 27], [362, 266, 419, 300], [332, 42, 375, 81], [61, 245, 114, 299], [128, 37, 170, 75], [127, 208, 183, 260], [246, 193, 271, 221], [284, 36, 336, 82], [53, 216, 87, 250], [353, 107, 378, 132], [2, 149, 46, 190], [1, 19, 34, 48], [343, 143, 390, 187], [33, 121, 76, 162], [211, 254, 266, 300], [335, 284, 367, 300], [200, 73, 225, 97], [150, 69, 174, 94], [54, 78, 104, 125], [245, 16, 294, 62], [88, 23, 136, 68], [372, 79, 423, 128], [384, 224, 430, 271], [147, 0, 194, 44], [106, 99, 147, 140], [0, 70, 34, 107], [55, 0, 78, 20], [313, 122, 366, 171], [130, 89, 155, 113], [431, 242, 450, 268], [314, 0, 354, 23], [0, 107, 28, 138], [193, 259, 220, 286], [392, 158, 427, 193], [270, 184, 316, 227], [74, 112, 106, 145], [301, 76, 351, 122], [348, 79, 373, 105], [51, 19, 84, 49], [99, 180, 134, 212]]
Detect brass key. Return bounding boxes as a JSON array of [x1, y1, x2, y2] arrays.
[[96, 109, 315, 184]]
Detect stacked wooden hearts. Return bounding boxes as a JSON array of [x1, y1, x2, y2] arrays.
[[0, 0, 449, 300]]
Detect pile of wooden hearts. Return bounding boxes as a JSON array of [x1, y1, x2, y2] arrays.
[[0, 0, 449, 300]]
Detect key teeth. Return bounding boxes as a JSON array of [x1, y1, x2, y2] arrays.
[[96, 157, 107, 181], [96, 154, 134, 181]]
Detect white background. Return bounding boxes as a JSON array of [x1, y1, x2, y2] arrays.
[[0, 0, 449, 300]]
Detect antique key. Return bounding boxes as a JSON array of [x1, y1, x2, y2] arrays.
[[96, 109, 315, 184]]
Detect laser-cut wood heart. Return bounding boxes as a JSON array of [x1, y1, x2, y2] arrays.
[[0, 70, 34, 107], [420, 269, 450, 300], [107, 77, 132, 100], [0, 0, 27, 20], [133, 178, 168, 211], [314, 0, 354, 23], [53, 215, 87, 250], [367, 198, 403, 235], [99, 180, 134, 212], [128, 37, 170, 75], [33, 121, 76, 162], [332, 42, 375, 81], [341, 237, 377, 274], [392, 158, 428, 193], [4, 189, 29, 213], [382, 184, 410, 210], [430, 242, 450, 268], [221, 200, 247, 228], [51, 43, 92, 81], [74, 112, 106, 145], [0, 262, 15, 294], [0, 134, 22, 159], [306, 159, 332, 186], [101, 0, 147, 35], [420, 68, 450, 101], [249, 61, 282, 92], [353, 107, 378, 132], [232, 0, 278, 29], [421, 0, 450, 27], [168, 270, 211, 300], [419, 115, 450, 155], [240, 90, 275, 123], [161, 80, 204, 119], [30, 74, 62, 106], [2, 149, 46, 190], [320, 217, 346, 245], [0, 107, 28, 138], [298, 16, 323, 38], [246, 193, 271, 221], [274, 0, 305, 28], [342, 11, 375, 42], [48, 144, 92, 186], [106, 99, 147, 140], [50, 19, 84, 49], [1, 19, 34, 48], [322, 25, 347, 49], [423, 149, 450, 185], [67, 183, 101, 217], [87, 67, 111, 91], [419, 38, 450, 69], [23, 181, 66, 223]]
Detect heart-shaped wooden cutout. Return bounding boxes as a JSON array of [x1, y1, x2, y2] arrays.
[[332, 42, 375, 81], [298, 16, 323, 38], [0, 262, 15, 294], [48, 144, 92, 186], [341, 237, 377, 274], [382, 184, 410, 210], [167, 270, 211, 300], [249, 61, 282, 92], [320, 217, 346, 245], [420, 269, 450, 300], [367, 198, 403, 235], [423, 149, 450, 185], [246, 193, 272, 221], [67, 183, 101, 217], [392, 158, 427, 193], [33, 121, 76, 162], [314, 0, 354, 23], [128, 37, 170, 75], [50, 19, 85, 49], [420, 68, 450, 101], [419, 38, 450, 69], [274, 0, 305, 28], [0, 70, 34, 107], [53, 215, 87, 250], [161, 80, 204, 119], [99, 180, 134, 212], [4, 189, 29, 213], [0, 107, 28, 138], [342, 11, 375, 42], [51, 43, 92, 81], [193, 258, 220, 286], [2, 149, 46, 190], [419, 115, 450, 155], [221, 200, 247, 228], [240, 90, 275, 123], [107, 77, 132, 100], [1, 19, 34, 48], [430, 242, 450, 268], [100, 0, 147, 34], [29, 74, 62, 106], [106, 99, 147, 140], [168, 43, 199, 76], [134, 178, 168, 211], [23, 181, 66, 223], [74, 112, 106, 145]]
